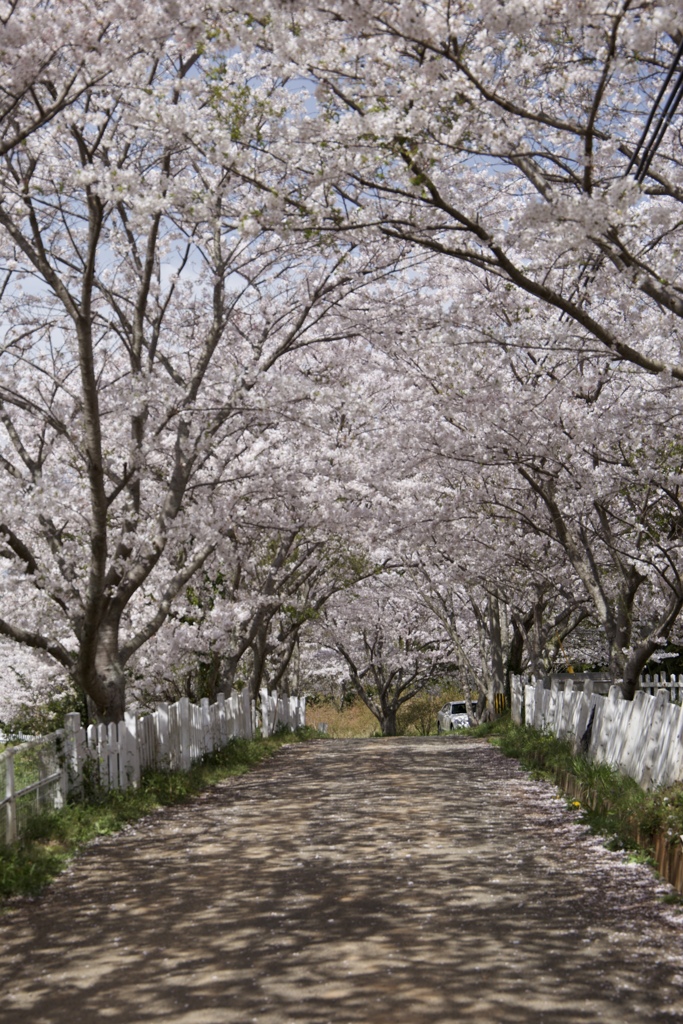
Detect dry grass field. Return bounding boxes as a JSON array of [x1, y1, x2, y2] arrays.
[[305, 692, 463, 738], [305, 700, 379, 738]]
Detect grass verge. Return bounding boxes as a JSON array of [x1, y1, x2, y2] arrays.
[[469, 717, 683, 868], [0, 728, 320, 904]]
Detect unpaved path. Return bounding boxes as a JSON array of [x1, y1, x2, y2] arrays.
[[2, 738, 683, 1024]]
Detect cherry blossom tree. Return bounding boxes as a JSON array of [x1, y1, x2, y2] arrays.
[[0, 0, 186, 158], [249, 2, 683, 382], [311, 242, 683, 702], [319, 572, 452, 736], [4, 0, 683, 729], [0, 8, 413, 723], [392, 270, 683, 698], [130, 518, 381, 707]]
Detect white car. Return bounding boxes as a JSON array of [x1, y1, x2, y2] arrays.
[[437, 700, 477, 732]]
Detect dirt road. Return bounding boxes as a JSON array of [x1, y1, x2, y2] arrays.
[[1, 737, 683, 1023]]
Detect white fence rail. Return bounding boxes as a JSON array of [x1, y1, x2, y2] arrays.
[[512, 674, 683, 790], [0, 730, 37, 745], [0, 688, 305, 846]]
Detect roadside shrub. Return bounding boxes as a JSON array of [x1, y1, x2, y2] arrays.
[[397, 691, 447, 735]]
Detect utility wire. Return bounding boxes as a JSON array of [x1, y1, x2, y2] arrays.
[[635, 65, 683, 180], [561, 40, 683, 319], [626, 38, 683, 178]]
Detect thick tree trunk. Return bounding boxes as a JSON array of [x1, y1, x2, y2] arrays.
[[75, 620, 127, 724], [483, 592, 507, 717], [250, 632, 269, 700], [268, 635, 299, 696], [218, 652, 243, 695], [488, 593, 506, 696], [621, 642, 658, 700], [507, 617, 527, 681], [190, 651, 223, 702], [381, 707, 398, 736]]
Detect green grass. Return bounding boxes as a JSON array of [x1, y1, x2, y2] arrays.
[[474, 717, 683, 860], [453, 716, 506, 739], [0, 728, 321, 904]]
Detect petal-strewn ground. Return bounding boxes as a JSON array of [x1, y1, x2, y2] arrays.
[[1, 738, 682, 1023]]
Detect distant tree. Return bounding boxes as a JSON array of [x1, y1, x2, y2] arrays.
[[321, 574, 450, 735]]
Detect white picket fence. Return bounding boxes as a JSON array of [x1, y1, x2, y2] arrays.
[[0, 687, 305, 846], [512, 674, 683, 790], [639, 673, 683, 702]]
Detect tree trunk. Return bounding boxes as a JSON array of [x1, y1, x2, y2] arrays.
[[75, 620, 127, 724], [486, 592, 507, 716], [249, 615, 278, 699], [217, 651, 243, 695], [507, 617, 527, 682], [488, 593, 505, 694], [381, 706, 398, 736], [621, 642, 658, 700]]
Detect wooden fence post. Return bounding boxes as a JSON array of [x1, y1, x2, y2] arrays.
[[670, 700, 683, 783], [240, 688, 251, 740], [628, 691, 657, 784], [117, 719, 129, 791], [606, 690, 633, 769], [510, 675, 523, 725], [532, 678, 545, 730], [193, 702, 201, 760], [85, 723, 96, 787], [209, 702, 219, 751], [621, 690, 646, 777], [95, 724, 107, 788], [63, 712, 83, 795], [594, 685, 621, 764], [641, 689, 671, 789], [122, 713, 141, 788], [156, 702, 169, 767], [179, 697, 191, 770], [168, 701, 180, 770], [231, 694, 239, 737], [558, 679, 574, 738], [528, 677, 536, 725], [55, 728, 68, 808], [107, 723, 118, 789], [4, 749, 16, 844], [200, 698, 212, 755], [137, 715, 148, 772], [259, 688, 269, 737], [651, 700, 681, 788], [217, 693, 227, 746]]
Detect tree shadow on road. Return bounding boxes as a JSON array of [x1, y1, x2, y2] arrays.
[[1, 739, 682, 1024]]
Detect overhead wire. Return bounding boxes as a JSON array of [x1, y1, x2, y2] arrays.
[[627, 38, 683, 180], [560, 38, 683, 320]]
